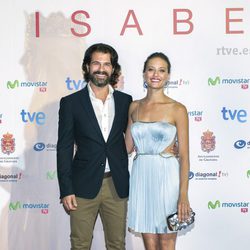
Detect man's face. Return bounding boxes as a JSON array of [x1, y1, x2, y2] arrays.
[[88, 52, 113, 87]]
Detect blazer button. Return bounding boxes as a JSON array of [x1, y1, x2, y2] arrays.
[[100, 163, 104, 167]]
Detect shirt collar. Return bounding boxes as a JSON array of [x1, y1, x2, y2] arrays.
[[87, 83, 114, 100]]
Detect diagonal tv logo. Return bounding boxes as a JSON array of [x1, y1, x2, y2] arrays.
[[208, 200, 220, 209]]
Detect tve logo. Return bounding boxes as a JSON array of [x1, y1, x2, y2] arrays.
[[65, 77, 86, 90], [20, 109, 46, 125], [221, 107, 247, 123]]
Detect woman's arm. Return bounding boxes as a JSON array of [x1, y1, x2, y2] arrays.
[[174, 103, 191, 222], [125, 101, 137, 154]]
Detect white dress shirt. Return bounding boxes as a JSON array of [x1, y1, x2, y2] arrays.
[[88, 83, 115, 172]]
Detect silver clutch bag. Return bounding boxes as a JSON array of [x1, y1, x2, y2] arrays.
[[167, 209, 195, 231]]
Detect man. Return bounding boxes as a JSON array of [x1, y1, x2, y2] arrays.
[[57, 43, 132, 250]]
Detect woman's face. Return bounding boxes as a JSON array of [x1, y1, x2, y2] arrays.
[[143, 57, 169, 89]]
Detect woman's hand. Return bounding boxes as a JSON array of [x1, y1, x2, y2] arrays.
[[177, 195, 190, 222]]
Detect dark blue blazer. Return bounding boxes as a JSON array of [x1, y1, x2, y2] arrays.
[[57, 86, 132, 199]]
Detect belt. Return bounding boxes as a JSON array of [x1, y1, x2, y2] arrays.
[[134, 152, 174, 160], [103, 171, 112, 178]]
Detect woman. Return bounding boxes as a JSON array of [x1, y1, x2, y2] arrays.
[[125, 52, 191, 250]]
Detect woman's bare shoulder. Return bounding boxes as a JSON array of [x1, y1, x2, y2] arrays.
[[168, 101, 187, 117], [129, 99, 143, 111]]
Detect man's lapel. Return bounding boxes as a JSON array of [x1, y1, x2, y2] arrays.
[[107, 90, 120, 142], [79, 87, 105, 142]]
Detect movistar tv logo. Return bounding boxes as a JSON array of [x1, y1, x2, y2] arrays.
[[208, 200, 249, 212], [208, 200, 220, 209], [208, 77, 220, 86], [9, 201, 22, 210], [9, 201, 49, 213], [7, 80, 19, 89], [47, 170, 57, 180], [6, 80, 47, 90], [247, 170, 250, 178], [208, 76, 249, 88]]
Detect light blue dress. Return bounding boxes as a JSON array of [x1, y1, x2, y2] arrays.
[[128, 121, 180, 233]]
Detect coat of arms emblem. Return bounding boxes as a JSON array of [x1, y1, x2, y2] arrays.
[[1, 132, 15, 155], [201, 130, 215, 153]]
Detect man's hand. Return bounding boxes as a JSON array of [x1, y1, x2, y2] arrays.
[[172, 142, 179, 158], [165, 142, 179, 157], [61, 195, 77, 214]]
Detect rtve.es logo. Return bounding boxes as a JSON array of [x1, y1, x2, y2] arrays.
[[20, 109, 46, 125], [221, 107, 247, 123]]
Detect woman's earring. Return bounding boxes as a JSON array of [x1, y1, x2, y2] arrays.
[[143, 81, 148, 91]]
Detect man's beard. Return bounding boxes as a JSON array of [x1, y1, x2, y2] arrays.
[[89, 71, 111, 87]]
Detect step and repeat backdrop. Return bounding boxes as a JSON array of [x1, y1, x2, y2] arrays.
[[0, 1, 249, 249]]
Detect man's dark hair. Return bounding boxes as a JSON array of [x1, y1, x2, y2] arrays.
[[82, 43, 121, 86], [143, 52, 171, 74]]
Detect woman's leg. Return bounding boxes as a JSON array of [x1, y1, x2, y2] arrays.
[[142, 233, 159, 250], [159, 233, 177, 250]]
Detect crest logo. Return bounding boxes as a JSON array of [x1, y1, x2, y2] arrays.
[[1, 132, 15, 155], [201, 130, 215, 153]]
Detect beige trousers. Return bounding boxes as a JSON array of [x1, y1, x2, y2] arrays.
[[70, 177, 128, 250]]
